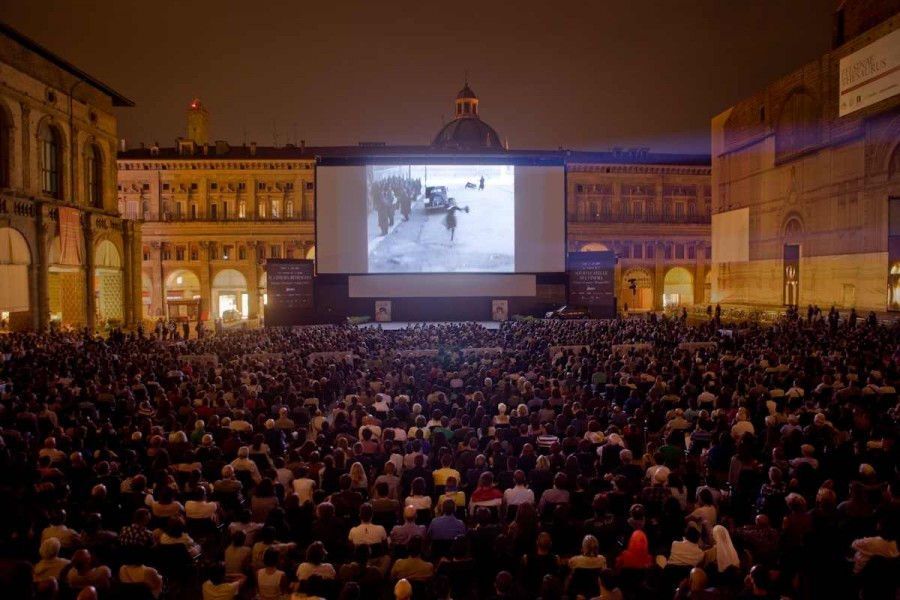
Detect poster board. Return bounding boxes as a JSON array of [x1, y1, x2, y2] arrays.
[[265, 259, 315, 326], [567, 251, 616, 317]]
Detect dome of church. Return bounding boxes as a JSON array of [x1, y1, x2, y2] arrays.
[[432, 118, 503, 150], [432, 82, 505, 151]]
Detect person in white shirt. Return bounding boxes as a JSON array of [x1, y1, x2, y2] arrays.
[[502, 471, 535, 507], [231, 447, 262, 484], [668, 524, 705, 567], [348, 504, 388, 548], [185, 489, 221, 523]]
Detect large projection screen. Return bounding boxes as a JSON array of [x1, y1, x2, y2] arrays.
[[316, 163, 565, 277]]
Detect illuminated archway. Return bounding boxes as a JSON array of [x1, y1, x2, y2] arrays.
[[94, 240, 123, 323], [663, 267, 694, 308], [212, 268, 248, 319], [580, 242, 609, 252], [622, 267, 653, 311], [141, 272, 152, 317], [0, 227, 31, 319], [305, 245, 316, 260]]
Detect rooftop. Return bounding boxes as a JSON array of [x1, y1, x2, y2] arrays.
[[0, 21, 134, 107]]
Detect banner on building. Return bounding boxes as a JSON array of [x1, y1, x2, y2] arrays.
[[58, 207, 84, 266], [839, 28, 900, 117]]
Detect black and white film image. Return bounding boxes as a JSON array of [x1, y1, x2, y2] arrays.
[[366, 164, 514, 273]]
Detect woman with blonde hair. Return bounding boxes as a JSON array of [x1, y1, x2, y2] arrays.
[[349, 462, 369, 496]]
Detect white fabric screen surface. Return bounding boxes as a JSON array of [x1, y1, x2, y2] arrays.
[[349, 274, 536, 298], [712, 207, 750, 263]]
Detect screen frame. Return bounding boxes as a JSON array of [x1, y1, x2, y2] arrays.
[[314, 152, 567, 276]]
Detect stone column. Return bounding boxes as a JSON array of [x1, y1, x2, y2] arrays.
[[653, 242, 665, 311], [198, 241, 212, 321], [83, 213, 96, 331], [131, 222, 143, 326], [247, 240, 260, 320], [694, 242, 706, 307], [34, 201, 50, 330], [149, 241, 164, 318], [121, 221, 133, 326]]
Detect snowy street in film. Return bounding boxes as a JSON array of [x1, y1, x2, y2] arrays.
[[366, 165, 515, 273]]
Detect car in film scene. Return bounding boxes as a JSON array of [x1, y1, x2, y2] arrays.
[[366, 164, 514, 273]]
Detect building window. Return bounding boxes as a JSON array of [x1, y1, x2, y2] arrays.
[[175, 202, 183, 219], [142, 246, 150, 261], [620, 244, 630, 259], [258, 201, 266, 218], [271, 199, 280, 218], [305, 181, 314, 191], [258, 181, 266, 191], [210, 181, 218, 190], [162, 183, 170, 191], [175, 246, 185, 261], [238, 246, 247, 260], [210, 204, 218, 220], [39, 122, 62, 198], [222, 201, 228, 219], [688, 245, 696, 260], [238, 200, 246, 218], [190, 246, 199, 261], [238, 182, 246, 191], [675, 244, 685, 259], [646, 244, 655, 259], [602, 199, 611, 217], [209, 244, 218, 260], [223, 245, 233, 260], [162, 245, 172, 260], [286, 200, 294, 218], [664, 244, 672, 260], [285, 182, 294, 190], [675, 203, 684, 219], [190, 204, 197, 219], [0, 109, 9, 188], [87, 144, 103, 207], [633, 244, 643, 259], [705, 246, 712, 260], [633, 201, 642, 218], [190, 182, 198, 190], [270, 244, 281, 258]]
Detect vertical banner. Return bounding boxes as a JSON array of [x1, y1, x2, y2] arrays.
[[783, 245, 800, 307], [265, 259, 315, 326], [375, 300, 392, 322], [889, 198, 900, 311], [58, 207, 84, 266], [567, 251, 616, 318], [492, 299, 509, 321]]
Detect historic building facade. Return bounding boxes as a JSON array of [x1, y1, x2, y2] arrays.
[[711, 5, 900, 312], [117, 101, 315, 323], [0, 24, 142, 331], [566, 151, 712, 311], [123, 86, 712, 323]]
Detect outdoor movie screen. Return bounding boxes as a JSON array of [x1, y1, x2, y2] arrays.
[[366, 164, 514, 273], [316, 162, 564, 276]]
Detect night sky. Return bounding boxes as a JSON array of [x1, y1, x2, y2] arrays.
[[1, 0, 834, 154]]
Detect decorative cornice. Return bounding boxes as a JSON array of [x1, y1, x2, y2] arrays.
[[568, 164, 711, 176]]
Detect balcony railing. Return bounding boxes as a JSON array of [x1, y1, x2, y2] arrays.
[[570, 214, 709, 224]]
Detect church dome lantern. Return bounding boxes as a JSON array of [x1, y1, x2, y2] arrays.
[[432, 82, 503, 151]]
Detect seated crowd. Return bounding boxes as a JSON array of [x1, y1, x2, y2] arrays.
[[0, 313, 897, 599]]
